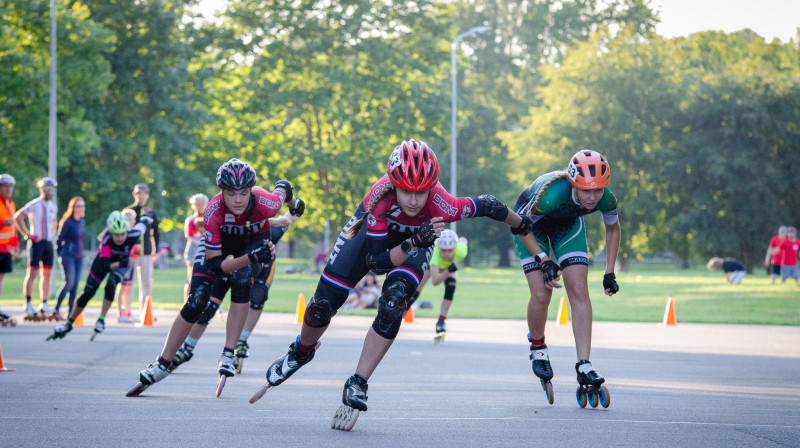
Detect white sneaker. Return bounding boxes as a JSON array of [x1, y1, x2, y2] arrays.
[[38, 302, 56, 314], [25, 302, 37, 315]]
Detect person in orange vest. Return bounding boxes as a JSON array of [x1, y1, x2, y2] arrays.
[[0, 174, 21, 323]]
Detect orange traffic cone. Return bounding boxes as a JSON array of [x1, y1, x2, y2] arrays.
[[0, 342, 15, 372], [661, 297, 677, 326], [294, 293, 306, 324], [136, 296, 155, 327], [403, 305, 415, 323], [72, 311, 85, 327], [556, 296, 570, 325]]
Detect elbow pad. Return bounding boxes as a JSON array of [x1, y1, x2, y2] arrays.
[[206, 255, 226, 277], [475, 194, 510, 222], [274, 180, 293, 203], [366, 251, 394, 275]]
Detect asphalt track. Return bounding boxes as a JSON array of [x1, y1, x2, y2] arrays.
[[1, 309, 798, 448]]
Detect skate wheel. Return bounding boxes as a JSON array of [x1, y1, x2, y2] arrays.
[[331, 404, 360, 431], [10, 320, 16, 327], [216, 375, 227, 397], [576, 387, 588, 408], [249, 381, 272, 404], [126, 382, 149, 397], [588, 388, 599, 408], [1, 321, 6, 327], [236, 358, 244, 374], [90, 332, 98, 341], [541, 380, 554, 405], [598, 385, 610, 408]]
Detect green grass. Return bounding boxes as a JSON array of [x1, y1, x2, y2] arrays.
[[1, 259, 798, 325]]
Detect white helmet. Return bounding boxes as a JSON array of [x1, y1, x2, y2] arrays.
[[436, 229, 459, 250], [0, 174, 15, 185], [189, 193, 209, 205]]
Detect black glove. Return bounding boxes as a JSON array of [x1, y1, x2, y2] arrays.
[[140, 211, 156, 226], [248, 243, 274, 264], [510, 215, 533, 236], [274, 180, 293, 202], [603, 273, 619, 294], [118, 255, 130, 268], [541, 260, 561, 284], [410, 220, 438, 248], [289, 198, 305, 217], [447, 263, 458, 273]]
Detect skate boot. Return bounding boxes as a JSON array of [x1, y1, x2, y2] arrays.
[[170, 345, 194, 372], [46, 322, 73, 341], [24, 302, 39, 322], [38, 302, 56, 317], [249, 336, 320, 404], [51, 310, 64, 321], [90, 319, 105, 341], [0, 311, 16, 327], [127, 360, 171, 396], [235, 339, 249, 374], [433, 318, 446, 344], [332, 374, 368, 431], [215, 349, 237, 397], [575, 360, 610, 409], [530, 343, 554, 404]]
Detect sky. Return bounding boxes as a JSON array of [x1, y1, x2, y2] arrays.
[[197, 0, 800, 43]]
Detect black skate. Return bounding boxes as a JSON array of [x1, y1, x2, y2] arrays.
[[433, 319, 446, 344], [169, 345, 194, 372], [90, 319, 105, 341], [530, 343, 554, 404], [0, 311, 17, 327], [249, 336, 320, 404], [46, 323, 72, 341], [575, 360, 610, 409], [331, 374, 368, 431], [235, 340, 249, 374]]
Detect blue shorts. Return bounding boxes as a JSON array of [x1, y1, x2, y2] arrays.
[[781, 265, 799, 280]]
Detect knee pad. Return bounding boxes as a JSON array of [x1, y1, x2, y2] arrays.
[[75, 292, 91, 309], [304, 295, 334, 328], [231, 264, 254, 286], [372, 276, 415, 340], [104, 278, 118, 302], [443, 277, 456, 301], [180, 275, 212, 323], [197, 301, 220, 326], [250, 280, 269, 310]]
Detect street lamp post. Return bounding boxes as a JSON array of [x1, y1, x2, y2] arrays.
[[451, 25, 491, 234]]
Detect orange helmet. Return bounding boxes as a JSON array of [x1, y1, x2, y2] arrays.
[[566, 150, 610, 189], [387, 139, 440, 192]]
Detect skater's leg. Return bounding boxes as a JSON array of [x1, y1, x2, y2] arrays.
[[525, 270, 553, 341], [23, 266, 38, 304], [224, 301, 248, 350], [40, 267, 53, 306], [354, 327, 394, 380], [562, 265, 592, 361]]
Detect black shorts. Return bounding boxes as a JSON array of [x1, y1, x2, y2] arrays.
[[772, 264, 781, 276], [29, 240, 54, 268], [0, 252, 12, 273]]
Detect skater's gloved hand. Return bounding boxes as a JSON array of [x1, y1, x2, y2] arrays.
[[540, 260, 562, 289], [510, 215, 533, 236], [289, 198, 305, 217], [248, 241, 275, 264], [118, 255, 129, 268], [447, 263, 458, 273], [603, 273, 619, 296], [410, 218, 444, 249]]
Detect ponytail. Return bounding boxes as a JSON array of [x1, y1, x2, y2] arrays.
[[345, 186, 395, 239], [528, 172, 569, 217]]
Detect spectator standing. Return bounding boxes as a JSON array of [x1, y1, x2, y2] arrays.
[[54, 197, 86, 318], [121, 183, 160, 314], [183, 194, 208, 298], [0, 174, 21, 314], [765, 226, 787, 283], [15, 177, 58, 317], [777, 227, 799, 283]]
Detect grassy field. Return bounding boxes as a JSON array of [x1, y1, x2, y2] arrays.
[[1, 259, 798, 325]]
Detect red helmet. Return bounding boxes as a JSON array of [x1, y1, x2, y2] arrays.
[[386, 140, 440, 192], [566, 150, 610, 189]]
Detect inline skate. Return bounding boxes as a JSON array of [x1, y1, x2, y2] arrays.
[[249, 336, 320, 404], [331, 374, 368, 431], [575, 360, 610, 409]]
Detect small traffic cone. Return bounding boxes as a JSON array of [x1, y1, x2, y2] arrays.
[[403, 305, 415, 323], [136, 296, 155, 327], [0, 342, 15, 372], [294, 293, 306, 324], [72, 311, 85, 327], [556, 296, 570, 325], [661, 297, 677, 326]]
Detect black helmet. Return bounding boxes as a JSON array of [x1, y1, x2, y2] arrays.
[[216, 158, 257, 190]]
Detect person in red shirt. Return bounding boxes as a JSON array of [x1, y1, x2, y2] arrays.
[[764, 226, 787, 283], [249, 139, 533, 431], [775, 227, 799, 283]]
